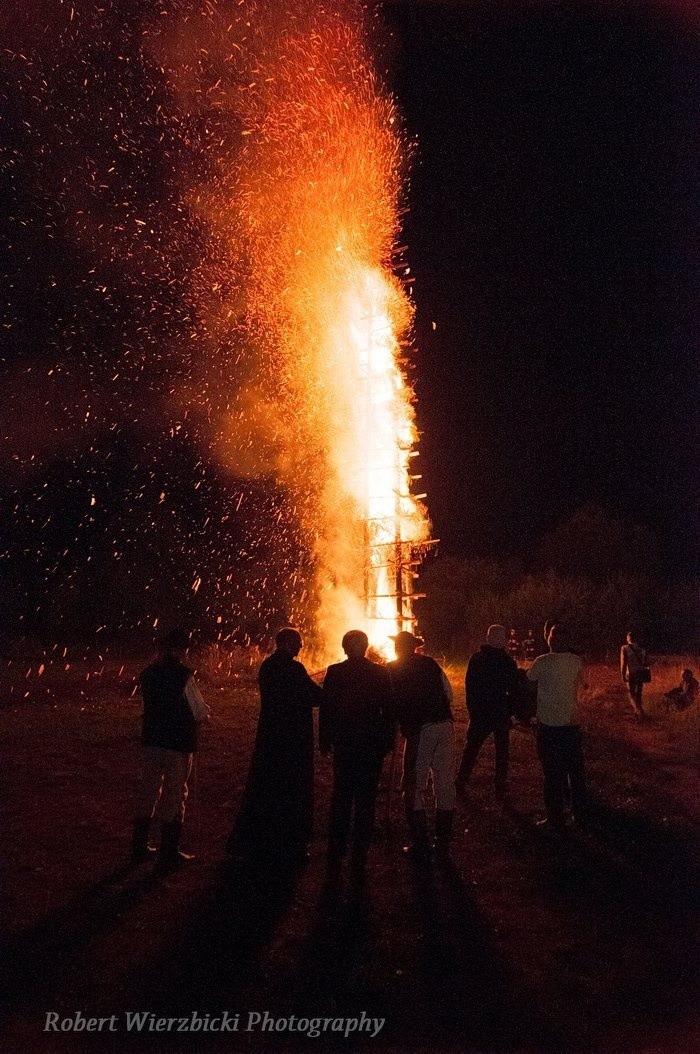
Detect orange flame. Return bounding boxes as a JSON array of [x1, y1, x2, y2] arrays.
[[151, 1, 430, 659]]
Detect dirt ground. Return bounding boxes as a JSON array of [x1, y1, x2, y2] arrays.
[[1, 653, 699, 1053]]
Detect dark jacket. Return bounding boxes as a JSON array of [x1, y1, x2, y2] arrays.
[[140, 659, 198, 754], [320, 657, 393, 757], [388, 653, 453, 737], [230, 648, 323, 854], [465, 645, 518, 726]]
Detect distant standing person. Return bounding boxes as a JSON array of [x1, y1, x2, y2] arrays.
[[507, 629, 521, 661], [620, 630, 650, 718], [228, 628, 322, 864], [389, 631, 455, 861], [527, 624, 588, 831], [133, 629, 209, 872], [320, 630, 393, 880], [523, 629, 537, 662], [455, 624, 518, 802]]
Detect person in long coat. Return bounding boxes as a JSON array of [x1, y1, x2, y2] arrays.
[[228, 627, 322, 863], [320, 630, 393, 879]]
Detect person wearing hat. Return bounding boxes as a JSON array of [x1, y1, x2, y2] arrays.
[[132, 628, 209, 872], [227, 627, 322, 865], [320, 630, 394, 881], [388, 630, 455, 861], [455, 624, 518, 803]]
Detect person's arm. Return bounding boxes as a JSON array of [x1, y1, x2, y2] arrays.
[[526, 657, 539, 682], [297, 662, 324, 706], [319, 667, 336, 753], [440, 668, 453, 704], [577, 664, 589, 693], [620, 647, 628, 682], [465, 656, 478, 713], [184, 676, 210, 722]]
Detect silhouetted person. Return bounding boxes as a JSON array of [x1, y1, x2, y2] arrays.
[[228, 628, 322, 864], [456, 624, 518, 802], [523, 629, 537, 662], [620, 630, 650, 718], [388, 631, 455, 862], [527, 624, 588, 831], [320, 630, 393, 880], [507, 628, 521, 661], [133, 629, 209, 872], [665, 668, 698, 711]]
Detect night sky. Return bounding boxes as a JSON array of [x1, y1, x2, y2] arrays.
[[0, 0, 697, 641], [385, 0, 697, 572]]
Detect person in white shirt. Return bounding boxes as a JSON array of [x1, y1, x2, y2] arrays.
[[527, 624, 587, 830]]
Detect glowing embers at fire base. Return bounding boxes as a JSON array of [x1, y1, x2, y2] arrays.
[[318, 263, 432, 655]]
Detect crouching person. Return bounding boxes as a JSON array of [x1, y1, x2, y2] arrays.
[[132, 628, 209, 872], [320, 630, 393, 883], [389, 631, 455, 863]]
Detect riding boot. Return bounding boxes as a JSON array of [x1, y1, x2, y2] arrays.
[[157, 820, 186, 873], [131, 817, 155, 863], [434, 809, 454, 862], [403, 809, 430, 861]]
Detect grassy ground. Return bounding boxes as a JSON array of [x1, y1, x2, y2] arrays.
[[1, 653, 698, 1053]]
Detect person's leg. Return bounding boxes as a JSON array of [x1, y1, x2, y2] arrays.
[[402, 730, 430, 855], [493, 722, 510, 799], [352, 754, 383, 870], [537, 727, 566, 828], [567, 727, 587, 821], [132, 746, 163, 859], [158, 751, 192, 871], [629, 676, 644, 716], [432, 722, 456, 859], [455, 718, 490, 789], [328, 752, 354, 860]]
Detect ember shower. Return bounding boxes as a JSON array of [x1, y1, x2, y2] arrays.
[[152, 0, 431, 656], [2, 0, 430, 653]]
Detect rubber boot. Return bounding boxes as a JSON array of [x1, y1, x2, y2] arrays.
[[434, 809, 454, 863], [403, 809, 430, 862], [157, 820, 189, 874], [131, 817, 155, 863]]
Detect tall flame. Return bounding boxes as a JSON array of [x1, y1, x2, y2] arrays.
[[234, 4, 430, 658], [152, 1, 431, 659]]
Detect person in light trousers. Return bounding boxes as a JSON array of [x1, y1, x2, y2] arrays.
[[388, 631, 455, 862], [132, 628, 209, 871]]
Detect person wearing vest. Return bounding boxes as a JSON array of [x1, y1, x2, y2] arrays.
[[133, 628, 209, 872], [388, 631, 455, 862], [455, 624, 518, 802], [620, 631, 649, 718], [320, 630, 393, 883]]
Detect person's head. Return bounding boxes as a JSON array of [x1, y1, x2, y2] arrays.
[[391, 630, 424, 660], [626, 630, 637, 644], [527, 629, 534, 638], [681, 669, 694, 683], [159, 628, 190, 662], [486, 624, 507, 650], [342, 629, 369, 660], [275, 627, 303, 657], [547, 624, 569, 652]]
